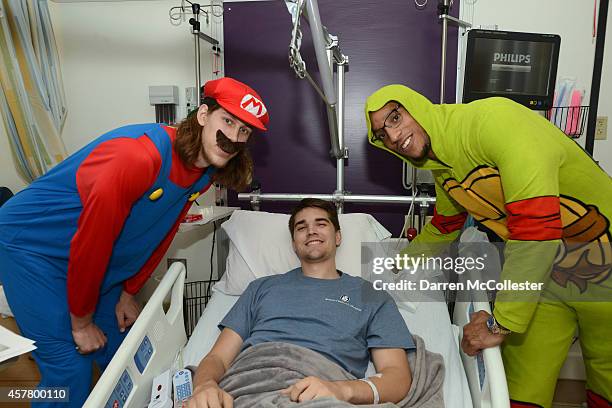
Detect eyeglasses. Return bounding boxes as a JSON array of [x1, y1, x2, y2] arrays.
[[371, 104, 403, 143]]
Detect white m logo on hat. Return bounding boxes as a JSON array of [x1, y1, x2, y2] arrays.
[[240, 94, 267, 118]]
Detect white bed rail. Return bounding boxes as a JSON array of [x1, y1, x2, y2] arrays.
[[454, 301, 510, 408], [84, 262, 187, 408]]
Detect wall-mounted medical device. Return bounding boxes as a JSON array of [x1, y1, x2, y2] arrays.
[[185, 86, 199, 117], [149, 85, 179, 124], [463, 29, 561, 110]]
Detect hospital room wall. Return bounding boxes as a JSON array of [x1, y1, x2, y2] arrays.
[[597, 5, 612, 174], [1, 1, 223, 194], [460, 0, 612, 174], [47, 0, 223, 154]]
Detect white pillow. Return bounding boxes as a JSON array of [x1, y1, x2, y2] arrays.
[[215, 210, 391, 295]]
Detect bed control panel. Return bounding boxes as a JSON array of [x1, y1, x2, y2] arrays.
[[104, 369, 133, 408], [134, 335, 154, 374]]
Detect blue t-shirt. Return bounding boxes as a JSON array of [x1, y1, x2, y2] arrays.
[[219, 268, 414, 378]]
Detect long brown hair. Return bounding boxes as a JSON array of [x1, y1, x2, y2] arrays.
[[174, 97, 253, 191]]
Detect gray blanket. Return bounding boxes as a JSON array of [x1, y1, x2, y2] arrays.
[[217, 336, 444, 407]]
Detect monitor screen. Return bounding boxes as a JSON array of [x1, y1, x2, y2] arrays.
[[463, 30, 560, 110]]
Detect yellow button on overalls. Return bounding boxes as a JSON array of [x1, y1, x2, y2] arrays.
[[148, 188, 164, 201]]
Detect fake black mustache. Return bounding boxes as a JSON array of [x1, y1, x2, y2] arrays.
[[216, 129, 246, 154]]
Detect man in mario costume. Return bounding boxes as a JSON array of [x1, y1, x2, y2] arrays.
[[0, 77, 269, 407]]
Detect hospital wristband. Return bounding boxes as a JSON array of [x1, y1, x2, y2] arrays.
[[359, 378, 380, 404]]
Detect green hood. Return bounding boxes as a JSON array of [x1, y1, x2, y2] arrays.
[[364, 85, 451, 170]]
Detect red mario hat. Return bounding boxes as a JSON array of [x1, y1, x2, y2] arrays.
[[203, 77, 269, 131]]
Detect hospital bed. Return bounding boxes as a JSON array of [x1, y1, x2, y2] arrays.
[[85, 211, 509, 408]]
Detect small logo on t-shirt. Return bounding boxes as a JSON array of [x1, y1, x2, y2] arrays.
[[324, 297, 362, 312]]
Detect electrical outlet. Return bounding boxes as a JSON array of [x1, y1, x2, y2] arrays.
[[185, 87, 198, 108], [595, 116, 608, 140], [167, 258, 187, 278]]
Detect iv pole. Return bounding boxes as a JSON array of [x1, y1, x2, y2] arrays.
[[188, 4, 220, 97]]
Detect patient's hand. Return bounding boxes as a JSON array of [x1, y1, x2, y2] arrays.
[[187, 380, 233, 408], [281, 376, 349, 402]]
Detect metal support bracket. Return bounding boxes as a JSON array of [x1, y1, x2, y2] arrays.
[[438, 13, 471, 29]]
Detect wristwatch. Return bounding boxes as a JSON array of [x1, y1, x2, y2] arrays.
[[486, 315, 512, 335]]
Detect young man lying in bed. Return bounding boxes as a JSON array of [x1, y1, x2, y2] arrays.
[[187, 198, 416, 407]]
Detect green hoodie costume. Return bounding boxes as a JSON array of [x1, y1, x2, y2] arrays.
[[365, 85, 612, 407]]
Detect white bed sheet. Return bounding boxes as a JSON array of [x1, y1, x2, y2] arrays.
[[183, 288, 472, 408]]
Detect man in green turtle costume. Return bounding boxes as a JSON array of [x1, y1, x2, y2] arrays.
[[365, 84, 612, 408]]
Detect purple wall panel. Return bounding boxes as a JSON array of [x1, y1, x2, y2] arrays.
[[224, 0, 458, 233]]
